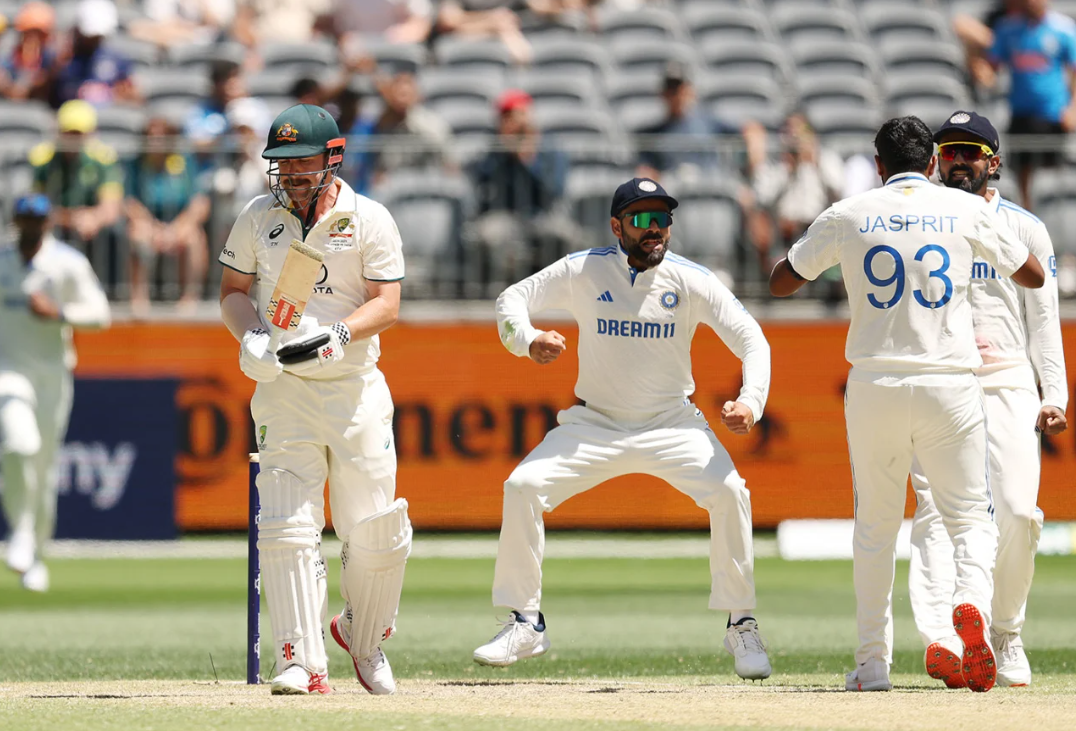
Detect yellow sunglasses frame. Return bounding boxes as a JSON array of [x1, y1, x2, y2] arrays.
[[937, 141, 996, 159]]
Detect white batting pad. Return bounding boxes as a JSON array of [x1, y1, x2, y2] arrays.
[[257, 468, 328, 674], [342, 498, 412, 659]]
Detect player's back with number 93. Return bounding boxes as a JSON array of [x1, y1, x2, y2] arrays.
[[787, 173, 1032, 374]]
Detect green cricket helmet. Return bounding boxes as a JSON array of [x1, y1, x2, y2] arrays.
[[262, 104, 346, 213]]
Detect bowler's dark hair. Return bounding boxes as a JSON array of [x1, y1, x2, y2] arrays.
[[874, 116, 934, 175]]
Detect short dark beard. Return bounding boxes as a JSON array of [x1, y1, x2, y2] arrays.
[[624, 230, 668, 269], [943, 165, 989, 195]]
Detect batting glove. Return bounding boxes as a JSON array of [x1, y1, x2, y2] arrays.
[[239, 328, 283, 383], [278, 322, 350, 375]]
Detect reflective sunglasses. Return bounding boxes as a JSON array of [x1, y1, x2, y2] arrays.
[[625, 211, 673, 228], [937, 141, 995, 162]]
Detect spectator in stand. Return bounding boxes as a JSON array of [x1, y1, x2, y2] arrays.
[[0, 2, 58, 103], [125, 116, 212, 316], [978, 0, 1076, 208], [468, 89, 573, 292], [29, 100, 123, 270], [434, 1, 533, 65], [52, 0, 139, 108], [129, 0, 236, 49], [635, 62, 732, 181], [333, 0, 434, 47], [954, 0, 1023, 95], [363, 62, 454, 190], [185, 60, 246, 147], [743, 112, 844, 278], [233, 0, 331, 46]]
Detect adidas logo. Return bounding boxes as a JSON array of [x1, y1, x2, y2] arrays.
[[597, 291, 614, 302]]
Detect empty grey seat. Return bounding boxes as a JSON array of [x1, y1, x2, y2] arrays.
[[881, 40, 966, 82], [696, 76, 788, 129], [360, 41, 428, 72], [370, 170, 474, 293], [808, 105, 884, 156], [535, 107, 629, 166], [529, 37, 612, 82], [597, 6, 686, 43], [509, 69, 601, 109], [96, 105, 148, 134], [885, 74, 970, 110], [684, 6, 772, 44], [861, 6, 950, 44], [0, 102, 54, 154], [439, 105, 497, 138], [798, 75, 883, 115], [663, 177, 743, 275], [138, 68, 212, 102], [434, 37, 514, 74], [148, 99, 199, 130], [792, 42, 880, 83], [772, 7, 862, 44], [260, 42, 338, 71], [700, 39, 792, 85], [610, 39, 697, 75], [168, 42, 247, 68], [420, 70, 501, 113], [247, 69, 305, 100], [104, 34, 161, 69]]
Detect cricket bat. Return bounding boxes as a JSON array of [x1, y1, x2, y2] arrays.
[[265, 239, 325, 352]]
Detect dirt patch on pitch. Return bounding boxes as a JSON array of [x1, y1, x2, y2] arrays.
[[2, 678, 1075, 730]]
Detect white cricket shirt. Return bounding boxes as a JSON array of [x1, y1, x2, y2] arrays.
[[496, 245, 771, 421], [219, 179, 405, 378], [0, 234, 110, 374], [788, 173, 1030, 375], [971, 189, 1068, 410]]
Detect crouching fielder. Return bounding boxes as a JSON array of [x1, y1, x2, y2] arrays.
[[219, 104, 410, 696], [1, 194, 110, 592], [909, 111, 1068, 690], [473, 177, 773, 680]]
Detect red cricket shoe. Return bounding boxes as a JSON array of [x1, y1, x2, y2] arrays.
[[925, 640, 966, 689], [954, 603, 996, 692], [308, 672, 333, 695]]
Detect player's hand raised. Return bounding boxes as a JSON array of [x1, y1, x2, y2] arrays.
[[721, 401, 755, 435], [529, 331, 566, 365], [1037, 406, 1068, 436]]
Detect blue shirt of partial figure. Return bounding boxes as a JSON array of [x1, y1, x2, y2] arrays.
[[990, 11, 1076, 122]]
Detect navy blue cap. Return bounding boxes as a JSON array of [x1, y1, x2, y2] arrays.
[[14, 194, 51, 218], [933, 110, 1000, 153], [610, 177, 678, 217]]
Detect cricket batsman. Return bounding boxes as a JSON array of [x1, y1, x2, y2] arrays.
[[474, 177, 774, 681], [908, 111, 1068, 689], [1, 193, 111, 592], [218, 104, 409, 695]]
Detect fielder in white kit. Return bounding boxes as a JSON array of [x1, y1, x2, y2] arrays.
[[474, 177, 774, 680], [769, 116, 1046, 693], [908, 111, 1068, 689], [219, 104, 410, 696], [1, 194, 110, 592]]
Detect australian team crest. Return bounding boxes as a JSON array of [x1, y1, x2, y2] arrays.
[[329, 217, 351, 234], [276, 123, 298, 142], [659, 290, 680, 310]]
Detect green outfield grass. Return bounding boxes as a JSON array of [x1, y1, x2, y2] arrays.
[[1, 545, 1075, 730]]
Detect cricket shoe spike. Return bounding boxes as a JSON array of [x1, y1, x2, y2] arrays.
[[20, 562, 48, 592], [723, 618, 772, 680], [953, 603, 996, 692], [330, 613, 396, 695], [270, 664, 331, 695], [473, 611, 550, 667], [991, 628, 1031, 687], [925, 636, 966, 689], [845, 657, 892, 691]]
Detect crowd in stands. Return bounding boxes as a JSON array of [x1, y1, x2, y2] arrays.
[[1, 0, 1076, 308]]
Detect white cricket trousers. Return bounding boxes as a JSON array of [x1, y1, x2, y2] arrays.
[[910, 386, 1042, 644], [251, 367, 397, 673], [492, 402, 757, 614], [0, 368, 73, 557], [845, 370, 997, 665]]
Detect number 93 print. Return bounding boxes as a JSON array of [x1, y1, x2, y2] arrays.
[[863, 244, 953, 310]]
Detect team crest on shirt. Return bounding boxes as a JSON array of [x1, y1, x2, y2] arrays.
[[659, 290, 680, 310], [276, 123, 298, 142], [326, 216, 354, 252]]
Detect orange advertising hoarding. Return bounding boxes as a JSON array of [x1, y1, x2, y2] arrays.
[[73, 321, 1076, 530]]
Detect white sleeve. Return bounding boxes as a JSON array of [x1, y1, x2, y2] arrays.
[[1023, 223, 1068, 411], [362, 201, 405, 282], [965, 208, 1030, 278], [696, 274, 771, 422], [786, 205, 844, 281], [61, 254, 111, 329], [220, 198, 258, 275], [495, 257, 574, 358]]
